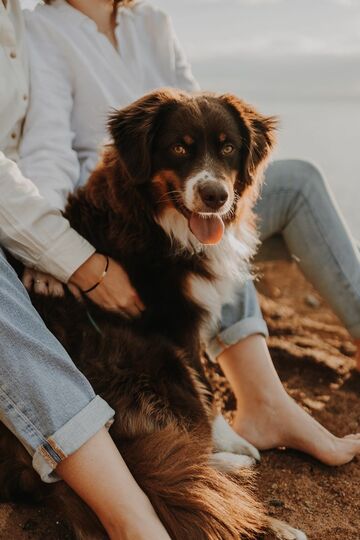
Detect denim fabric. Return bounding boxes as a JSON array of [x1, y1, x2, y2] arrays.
[[0, 249, 114, 482], [256, 159, 360, 338], [210, 158, 360, 361], [207, 280, 268, 362]]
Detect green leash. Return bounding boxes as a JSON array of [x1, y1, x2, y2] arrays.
[[86, 310, 103, 336]]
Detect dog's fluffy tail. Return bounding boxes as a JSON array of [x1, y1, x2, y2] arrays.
[[118, 425, 265, 540]]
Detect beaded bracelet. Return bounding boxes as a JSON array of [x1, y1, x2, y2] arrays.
[[82, 255, 110, 294]]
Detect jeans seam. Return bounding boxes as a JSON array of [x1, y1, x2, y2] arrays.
[[0, 385, 48, 446], [0, 386, 66, 464]]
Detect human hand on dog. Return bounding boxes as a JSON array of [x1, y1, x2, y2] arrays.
[[69, 253, 145, 317], [23, 267, 65, 297]]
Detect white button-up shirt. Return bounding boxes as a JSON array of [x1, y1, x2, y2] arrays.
[[20, 0, 199, 210], [0, 0, 95, 282]]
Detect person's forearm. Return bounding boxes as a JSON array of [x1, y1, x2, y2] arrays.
[[0, 153, 95, 282], [57, 428, 171, 540]]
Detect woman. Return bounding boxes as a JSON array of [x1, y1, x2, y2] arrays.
[[0, 1, 171, 538], [20, 0, 360, 470]]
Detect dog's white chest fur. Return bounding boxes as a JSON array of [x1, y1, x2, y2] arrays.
[[157, 208, 258, 340], [187, 225, 255, 339]]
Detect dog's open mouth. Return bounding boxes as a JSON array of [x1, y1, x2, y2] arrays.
[[188, 213, 225, 245], [171, 195, 225, 245]]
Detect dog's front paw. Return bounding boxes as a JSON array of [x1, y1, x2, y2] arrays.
[[210, 451, 256, 472], [212, 415, 260, 461], [268, 518, 307, 540]]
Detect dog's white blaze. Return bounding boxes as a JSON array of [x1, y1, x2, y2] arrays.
[[184, 169, 215, 209], [184, 169, 232, 215]]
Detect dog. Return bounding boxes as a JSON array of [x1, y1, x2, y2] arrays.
[[0, 89, 306, 540]]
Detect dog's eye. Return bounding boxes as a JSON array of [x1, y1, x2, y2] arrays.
[[221, 144, 235, 156], [172, 144, 188, 156]]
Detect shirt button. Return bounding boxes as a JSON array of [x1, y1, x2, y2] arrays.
[[10, 51, 17, 59], [11, 132, 17, 139], [23, 94, 28, 101]]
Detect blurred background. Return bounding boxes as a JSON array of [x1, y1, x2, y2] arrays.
[[21, 0, 360, 235]]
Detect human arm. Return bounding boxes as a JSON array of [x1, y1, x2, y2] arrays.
[[0, 151, 95, 282], [19, 12, 81, 211], [0, 154, 144, 314]]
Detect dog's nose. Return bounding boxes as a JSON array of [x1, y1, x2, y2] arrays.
[[198, 182, 228, 211]]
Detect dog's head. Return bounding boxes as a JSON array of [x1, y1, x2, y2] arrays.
[[108, 89, 276, 246]]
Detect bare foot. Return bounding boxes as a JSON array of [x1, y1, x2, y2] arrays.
[[233, 393, 360, 466]]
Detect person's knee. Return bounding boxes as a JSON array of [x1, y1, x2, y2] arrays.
[[286, 159, 327, 196]]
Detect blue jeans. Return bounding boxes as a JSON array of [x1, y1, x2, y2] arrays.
[[208, 159, 360, 360], [0, 249, 114, 482]]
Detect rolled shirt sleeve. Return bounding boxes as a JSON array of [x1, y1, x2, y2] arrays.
[[0, 152, 95, 282]]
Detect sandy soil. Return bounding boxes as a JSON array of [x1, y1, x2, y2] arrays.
[[0, 260, 359, 539]]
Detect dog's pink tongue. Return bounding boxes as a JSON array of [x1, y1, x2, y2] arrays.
[[189, 213, 225, 245]]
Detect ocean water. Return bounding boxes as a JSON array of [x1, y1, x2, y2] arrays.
[[21, 0, 360, 235]]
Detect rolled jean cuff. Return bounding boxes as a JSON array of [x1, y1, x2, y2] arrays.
[[33, 395, 115, 483], [348, 321, 360, 340], [207, 316, 269, 363]]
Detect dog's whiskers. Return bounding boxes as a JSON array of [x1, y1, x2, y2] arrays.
[[157, 190, 183, 204]]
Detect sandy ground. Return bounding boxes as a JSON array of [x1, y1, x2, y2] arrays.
[[0, 260, 359, 539]]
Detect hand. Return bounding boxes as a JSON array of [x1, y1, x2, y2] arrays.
[[22, 267, 65, 297], [69, 253, 145, 317]]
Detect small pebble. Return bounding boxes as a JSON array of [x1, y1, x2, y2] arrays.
[[302, 397, 325, 411], [304, 294, 320, 308], [269, 499, 284, 508]]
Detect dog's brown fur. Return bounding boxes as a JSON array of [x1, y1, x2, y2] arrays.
[[0, 89, 279, 539]]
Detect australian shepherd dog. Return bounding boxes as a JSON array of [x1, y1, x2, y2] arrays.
[[0, 89, 306, 540]]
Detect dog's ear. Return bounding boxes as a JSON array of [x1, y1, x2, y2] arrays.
[[108, 89, 181, 185], [219, 94, 277, 189]]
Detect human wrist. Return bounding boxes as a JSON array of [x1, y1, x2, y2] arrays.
[[69, 253, 108, 291]]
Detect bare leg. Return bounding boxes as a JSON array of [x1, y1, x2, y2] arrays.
[[218, 335, 360, 466], [57, 428, 171, 540]]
